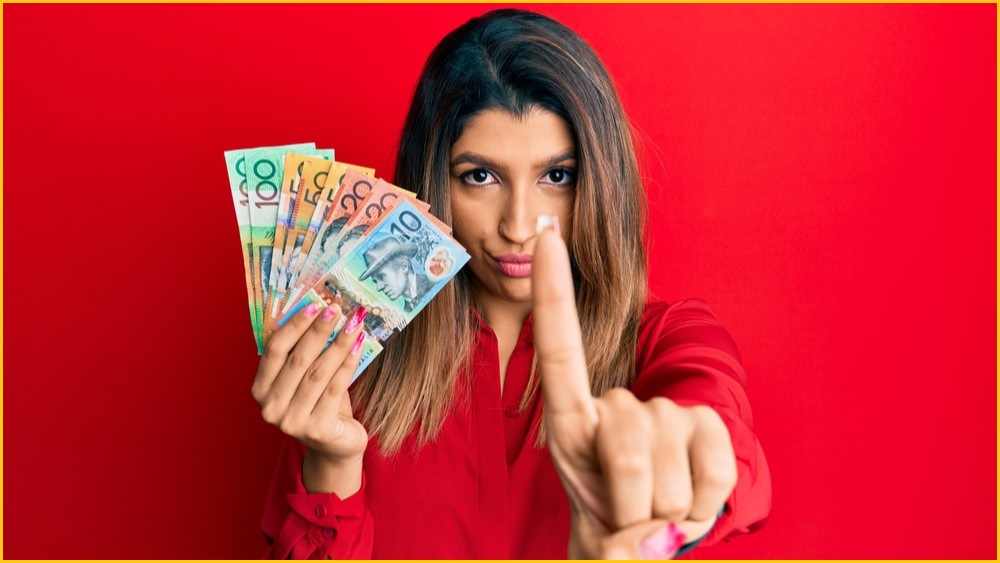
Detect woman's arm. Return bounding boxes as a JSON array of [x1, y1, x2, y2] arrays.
[[252, 304, 374, 558], [632, 299, 772, 546], [261, 438, 374, 559], [531, 223, 769, 558]]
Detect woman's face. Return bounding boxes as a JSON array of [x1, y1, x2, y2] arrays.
[[449, 107, 575, 308]]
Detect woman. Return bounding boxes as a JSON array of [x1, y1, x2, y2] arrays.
[[253, 9, 771, 559]]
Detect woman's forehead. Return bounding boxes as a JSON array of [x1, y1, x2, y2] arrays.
[[450, 108, 575, 167]]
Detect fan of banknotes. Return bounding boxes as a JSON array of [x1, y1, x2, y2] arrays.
[[225, 142, 470, 381]]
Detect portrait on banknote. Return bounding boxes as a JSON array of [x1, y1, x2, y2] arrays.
[[359, 237, 434, 313]]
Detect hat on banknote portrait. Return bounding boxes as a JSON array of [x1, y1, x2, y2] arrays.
[[359, 238, 420, 281]]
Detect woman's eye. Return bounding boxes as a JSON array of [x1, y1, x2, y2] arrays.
[[461, 169, 496, 186], [544, 168, 575, 186]]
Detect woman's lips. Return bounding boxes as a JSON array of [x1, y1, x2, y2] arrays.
[[493, 254, 533, 278]]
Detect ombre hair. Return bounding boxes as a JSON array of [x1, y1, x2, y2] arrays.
[[352, 9, 649, 454]]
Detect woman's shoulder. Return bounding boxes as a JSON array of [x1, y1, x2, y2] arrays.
[[637, 299, 743, 367], [640, 298, 723, 331]]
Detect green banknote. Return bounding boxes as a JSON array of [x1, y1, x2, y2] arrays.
[[230, 142, 315, 351], [224, 149, 263, 352]]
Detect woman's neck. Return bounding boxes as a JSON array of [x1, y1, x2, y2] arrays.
[[475, 292, 532, 392]]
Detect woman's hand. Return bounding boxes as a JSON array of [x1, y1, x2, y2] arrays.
[[251, 303, 370, 497], [531, 219, 738, 559]]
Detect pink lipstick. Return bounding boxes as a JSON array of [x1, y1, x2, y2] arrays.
[[494, 254, 533, 278]]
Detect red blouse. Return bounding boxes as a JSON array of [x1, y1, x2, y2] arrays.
[[261, 300, 772, 558]]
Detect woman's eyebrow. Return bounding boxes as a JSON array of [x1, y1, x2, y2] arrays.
[[535, 150, 578, 169], [449, 152, 502, 169], [449, 150, 577, 169], [448, 151, 506, 170]]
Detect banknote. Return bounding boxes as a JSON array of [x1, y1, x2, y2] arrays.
[[280, 156, 335, 300], [275, 199, 468, 379], [282, 168, 377, 313], [228, 145, 466, 377], [334, 199, 469, 326], [276, 161, 379, 319], [269, 150, 335, 319], [224, 149, 262, 352], [269, 159, 375, 331], [263, 150, 335, 341], [296, 164, 382, 287], [246, 145, 331, 333], [296, 173, 426, 303], [308, 199, 469, 336], [333, 178, 413, 257], [278, 157, 329, 290], [307, 161, 380, 260], [226, 142, 315, 351], [298, 179, 411, 299]]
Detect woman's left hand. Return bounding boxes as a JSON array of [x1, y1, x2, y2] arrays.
[[531, 220, 738, 559]]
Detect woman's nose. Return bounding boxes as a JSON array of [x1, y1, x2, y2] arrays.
[[498, 185, 537, 243]]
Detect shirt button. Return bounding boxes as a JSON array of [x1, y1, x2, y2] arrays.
[[314, 505, 326, 518], [322, 528, 336, 538], [504, 407, 518, 417]]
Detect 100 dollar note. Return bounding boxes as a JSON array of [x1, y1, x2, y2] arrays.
[[225, 142, 315, 352]]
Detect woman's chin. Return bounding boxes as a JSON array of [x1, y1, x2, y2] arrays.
[[469, 276, 536, 307], [498, 288, 534, 305]]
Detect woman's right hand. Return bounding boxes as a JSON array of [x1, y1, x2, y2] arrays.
[[251, 303, 370, 497]]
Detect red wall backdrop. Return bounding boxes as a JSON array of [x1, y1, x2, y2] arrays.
[[3, 4, 996, 559]]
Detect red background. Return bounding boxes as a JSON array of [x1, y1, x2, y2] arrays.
[[3, 4, 996, 559]]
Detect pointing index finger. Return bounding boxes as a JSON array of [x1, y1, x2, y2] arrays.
[[532, 216, 597, 421]]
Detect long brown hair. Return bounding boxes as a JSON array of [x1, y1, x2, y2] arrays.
[[352, 9, 649, 454]]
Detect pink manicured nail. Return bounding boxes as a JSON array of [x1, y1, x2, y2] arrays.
[[552, 215, 561, 236], [345, 306, 368, 333], [303, 303, 319, 317], [350, 332, 365, 355], [321, 306, 338, 321], [640, 523, 686, 559], [665, 523, 686, 555]]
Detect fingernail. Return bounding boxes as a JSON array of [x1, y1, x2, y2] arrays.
[[303, 303, 319, 317], [345, 306, 367, 333], [665, 523, 686, 556], [640, 523, 686, 559], [321, 305, 338, 321], [535, 214, 555, 234], [350, 332, 365, 355]]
